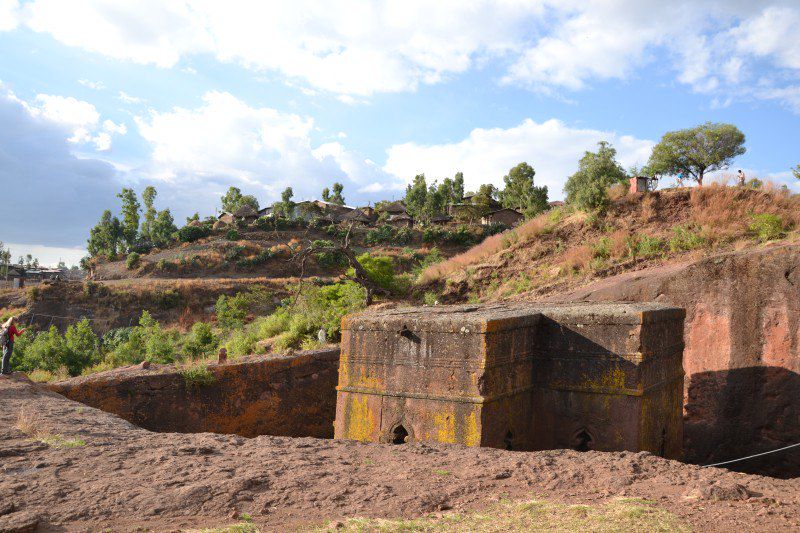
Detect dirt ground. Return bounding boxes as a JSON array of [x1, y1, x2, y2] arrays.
[[1, 373, 799, 532]]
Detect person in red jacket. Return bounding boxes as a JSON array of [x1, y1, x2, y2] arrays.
[[1, 316, 25, 375]]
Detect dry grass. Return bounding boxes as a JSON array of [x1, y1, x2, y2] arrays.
[[419, 211, 556, 284], [28, 366, 70, 383], [562, 245, 594, 273], [15, 404, 86, 448], [317, 497, 689, 532]]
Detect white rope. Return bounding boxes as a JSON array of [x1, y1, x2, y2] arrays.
[[704, 442, 800, 468]]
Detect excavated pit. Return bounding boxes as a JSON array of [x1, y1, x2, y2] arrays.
[[48, 297, 800, 479]]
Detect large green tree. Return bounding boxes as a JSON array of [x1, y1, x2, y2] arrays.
[[273, 187, 295, 218], [140, 186, 158, 242], [221, 186, 259, 213], [564, 141, 627, 211], [150, 209, 177, 247], [117, 188, 141, 250], [87, 210, 123, 258], [404, 174, 428, 219], [499, 162, 549, 218], [329, 182, 345, 205], [453, 172, 465, 202], [646, 122, 746, 186]]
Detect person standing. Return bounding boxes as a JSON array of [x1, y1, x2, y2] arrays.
[[1, 317, 25, 375], [738, 169, 745, 186]]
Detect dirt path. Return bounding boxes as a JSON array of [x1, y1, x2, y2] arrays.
[[1, 373, 799, 532]]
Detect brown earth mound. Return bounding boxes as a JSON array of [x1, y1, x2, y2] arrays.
[[2, 373, 799, 531]]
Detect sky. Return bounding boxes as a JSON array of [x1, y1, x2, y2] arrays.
[[0, 0, 798, 267]]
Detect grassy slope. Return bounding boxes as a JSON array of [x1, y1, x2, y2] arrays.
[[421, 185, 800, 303]]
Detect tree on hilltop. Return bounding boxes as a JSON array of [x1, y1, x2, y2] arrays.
[[499, 162, 548, 218], [329, 182, 346, 205], [221, 186, 259, 213], [564, 141, 627, 212], [117, 188, 140, 251], [645, 122, 746, 186]]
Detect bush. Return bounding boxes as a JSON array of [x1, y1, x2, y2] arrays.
[[592, 237, 612, 259], [313, 240, 347, 268], [749, 213, 785, 242], [180, 364, 216, 389], [394, 227, 413, 244], [63, 319, 101, 374], [627, 234, 665, 259], [177, 225, 211, 243], [225, 229, 241, 241], [254, 310, 291, 339], [224, 329, 259, 358], [125, 252, 141, 270], [350, 253, 396, 292], [215, 292, 252, 329], [183, 321, 218, 359], [364, 225, 396, 245], [669, 225, 707, 252], [224, 245, 246, 262]]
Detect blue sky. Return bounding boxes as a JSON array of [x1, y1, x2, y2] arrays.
[[0, 0, 798, 266]]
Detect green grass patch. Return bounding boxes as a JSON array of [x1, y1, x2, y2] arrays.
[[180, 364, 217, 389], [38, 434, 87, 448]]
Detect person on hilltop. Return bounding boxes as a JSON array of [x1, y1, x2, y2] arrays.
[[1, 316, 25, 375]]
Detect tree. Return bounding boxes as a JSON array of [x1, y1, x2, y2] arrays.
[[499, 162, 549, 218], [646, 122, 746, 186], [321, 187, 331, 202], [422, 182, 447, 222], [0, 241, 10, 267], [453, 172, 465, 202], [273, 187, 295, 218], [330, 182, 345, 205], [150, 209, 177, 247], [117, 188, 140, 250], [404, 174, 428, 220], [141, 186, 158, 241], [221, 186, 259, 213], [792, 164, 800, 181], [564, 141, 628, 211], [87, 210, 123, 258]]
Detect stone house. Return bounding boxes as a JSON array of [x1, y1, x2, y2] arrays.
[[481, 208, 524, 226]]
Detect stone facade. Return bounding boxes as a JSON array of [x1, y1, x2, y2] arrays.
[[334, 303, 684, 458]]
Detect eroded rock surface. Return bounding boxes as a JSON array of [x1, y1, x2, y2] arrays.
[[2, 374, 800, 531]]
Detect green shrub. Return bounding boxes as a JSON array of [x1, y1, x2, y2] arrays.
[[628, 234, 665, 259], [225, 229, 241, 241], [63, 319, 101, 374], [224, 245, 245, 262], [423, 291, 440, 306], [592, 237, 611, 259], [364, 225, 396, 245], [313, 240, 347, 268], [215, 293, 251, 329], [749, 213, 785, 242], [669, 225, 707, 252], [224, 329, 260, 358], [177, 225, 211, 243], [183, 321, 218, 359], [394, 227, 413, 244], [125, 252, 141, 270], [350, 253, 396, 292], [180, 364, 216, 389], [254, 310, 291, 339]]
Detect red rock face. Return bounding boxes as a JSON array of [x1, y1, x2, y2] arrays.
[[49, 349, 340, 439], [545, 243, 800, 477]]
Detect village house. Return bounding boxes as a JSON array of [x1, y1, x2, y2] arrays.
[[232, 205, 260, 224], [387, 213, 413, 228], [481, 207, 524, 226]]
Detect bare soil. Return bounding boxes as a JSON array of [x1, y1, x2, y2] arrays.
[[1, 373, 799, 532]]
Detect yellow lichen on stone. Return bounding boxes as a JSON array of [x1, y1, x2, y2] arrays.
[[434, 410, 456, 443], [464, 408, 481, 447], [345, 396, 374, 442]]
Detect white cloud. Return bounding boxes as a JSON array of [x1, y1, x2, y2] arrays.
[[0, 0, 19, 31], [6, 1, 800, 109], [135, 91, 391, 204], [22, 94, 125, 150], [78, 78, 105, 90], [17, 0, 542, 96], [118, 91, 144, 104], [384, 118, 654, 199]]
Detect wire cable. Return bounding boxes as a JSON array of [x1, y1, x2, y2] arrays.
[[704, 442, 800, 468]]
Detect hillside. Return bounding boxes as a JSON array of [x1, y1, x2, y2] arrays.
[[92, 223, 488, 281], [422, 185, 800, 303]]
